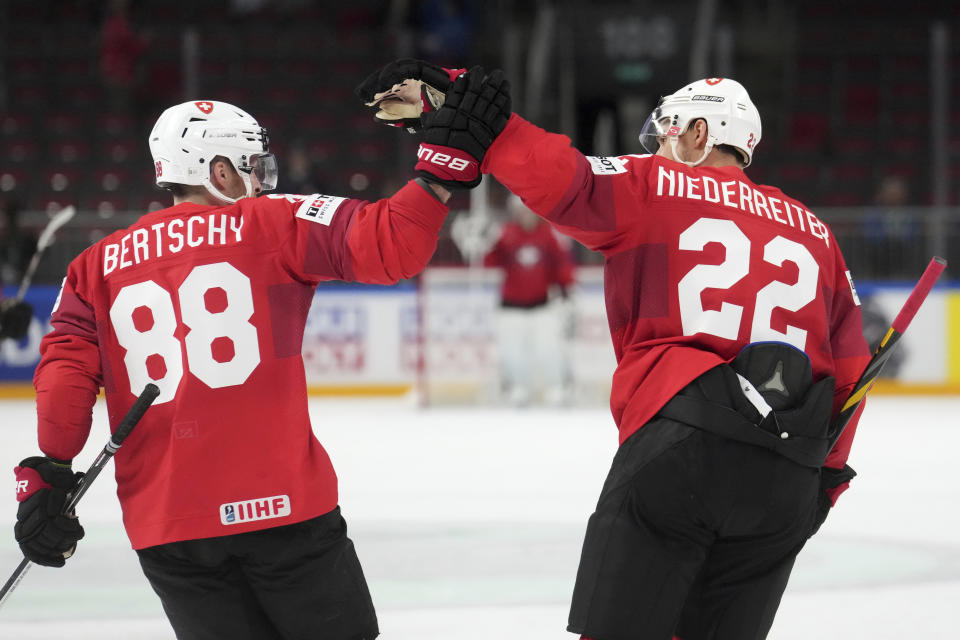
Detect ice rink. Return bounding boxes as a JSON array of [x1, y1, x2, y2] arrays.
[[1, 394, 959, 639]]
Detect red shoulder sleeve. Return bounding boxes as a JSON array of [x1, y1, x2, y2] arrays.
[[482, 114, 644, 256], [249, 193, 357, 284], [34, 257, 102, 461], [252, 184, 447, 285], [346, 180, 449, 284]]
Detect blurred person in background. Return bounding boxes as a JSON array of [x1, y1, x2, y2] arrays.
[[0, 197, 35, 341], [358, 63, 871, 640], [417, 0, 476, 60], [484, 194, 576, 406], [98, 0, 148, 113], [277, 142, 321, 195], [10, 94, 487, 639], [861, 174, 917, 279]]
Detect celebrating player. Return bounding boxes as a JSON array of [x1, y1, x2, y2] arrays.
[[358, 64, 872, 639], [11, 98, 473, 639]]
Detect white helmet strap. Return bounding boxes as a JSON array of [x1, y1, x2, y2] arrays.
[[204, 182, 242, 204], [203, 158, 255, 204], [668, 134, 715, 168]]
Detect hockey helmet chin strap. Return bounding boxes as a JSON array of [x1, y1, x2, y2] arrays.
[[203, 154, 276, 204], [204, 177, 254, 205], [669, 135, 714, 168]]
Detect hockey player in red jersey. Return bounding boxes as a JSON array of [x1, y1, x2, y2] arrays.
[[11, 97, 477, 639], [358, 64, 872, 639], [484, 196, 576, 405]]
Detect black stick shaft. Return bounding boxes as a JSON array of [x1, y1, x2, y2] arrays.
[[68, 384, 160, 510], [0, 383, 160, 610]]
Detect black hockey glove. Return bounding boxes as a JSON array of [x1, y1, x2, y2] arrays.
[[355, 59, 465, 132], [0, 298, 33, 340], [14, 456, 85, 567], [414, 66, 512, 190], [809, 463, 856, 537]]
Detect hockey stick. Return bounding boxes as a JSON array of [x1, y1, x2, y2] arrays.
[[15, 205, 76, 301], [0, 383, 160, 611], [828, 256, 948, 448]]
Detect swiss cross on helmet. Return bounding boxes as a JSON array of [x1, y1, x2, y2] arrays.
[[638, 77, 762, 167], [149, 100, 278, 204]]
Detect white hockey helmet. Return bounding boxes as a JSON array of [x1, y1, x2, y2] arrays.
[[639, 78, 761, 167], [149, 100, 278, 204]]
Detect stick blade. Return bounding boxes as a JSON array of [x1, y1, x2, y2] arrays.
[[36, 205, 76, 251]]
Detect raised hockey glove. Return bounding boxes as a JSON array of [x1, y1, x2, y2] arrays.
[[14, 456, 85, 567], [0, 298, 33, 340], [415, 66, 512, 190], [355, 59, 465, 132], [809, 463, 856, 537]]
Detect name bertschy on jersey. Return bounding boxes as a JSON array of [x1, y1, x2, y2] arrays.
[[103, 214, 244, 276], [655, 165, 831, 248]]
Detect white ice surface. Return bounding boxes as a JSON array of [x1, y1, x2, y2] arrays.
[[1, 395, 958, 638]]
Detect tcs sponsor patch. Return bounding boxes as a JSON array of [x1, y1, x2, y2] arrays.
[[586, 156, 628, 175], [296, 194, 346, 226]]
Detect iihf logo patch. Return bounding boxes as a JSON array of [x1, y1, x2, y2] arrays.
[[220, 495, 291, 525]]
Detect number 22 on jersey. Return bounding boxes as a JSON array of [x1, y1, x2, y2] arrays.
[[109, 262, 261, 403], [677, 217, 819, 350]]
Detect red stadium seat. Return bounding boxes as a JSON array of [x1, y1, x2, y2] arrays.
[[778, 163, 820, 183], [48, 113, 84, 135], [842, 85, 879, 125], [50, 139, 91, 164], [887, 136, 923, 155], [92, 168, 132, 193], [8, 84, 50, 109], [1, 112, 33, 137], [833, 135, 874, 156], [0, 167, 29, 193], [42, 167, 81, 193], [97, 112, 136, 136], [1, 138, 40, 164], [787, 113, 827, 151], [832, 163, 870, 181], [101, 137, 142, 164], [80, 194, 130, 216]]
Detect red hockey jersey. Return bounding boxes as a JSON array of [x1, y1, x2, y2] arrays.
[[483, 220, 575, 307], [34, 181, 447, 549], [483, 115, 871, 469]]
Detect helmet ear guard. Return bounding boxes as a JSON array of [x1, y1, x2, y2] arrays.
[[638, 78, 761, 168], [149, 100, 278, 204]]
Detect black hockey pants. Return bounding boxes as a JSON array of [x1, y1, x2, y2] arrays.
[[136, 507, 378, 640]]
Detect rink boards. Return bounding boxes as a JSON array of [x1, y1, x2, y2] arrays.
[[2, 268, 959, 397]]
